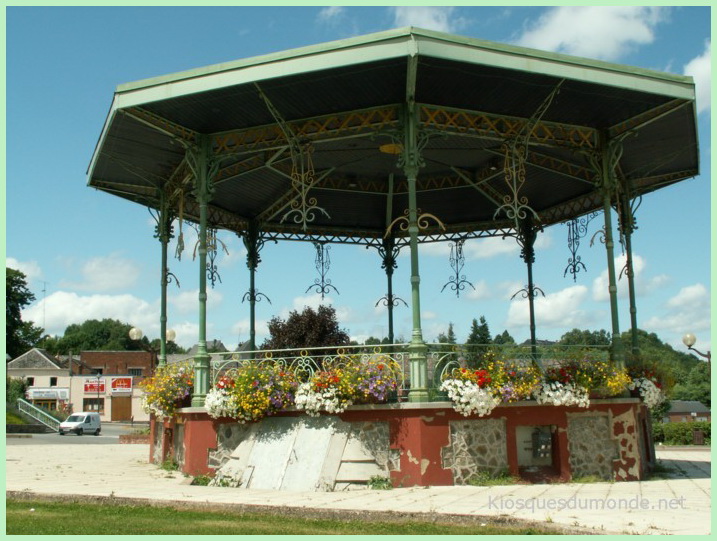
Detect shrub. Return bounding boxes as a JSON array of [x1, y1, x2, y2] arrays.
[[662, 421, 711, 445]]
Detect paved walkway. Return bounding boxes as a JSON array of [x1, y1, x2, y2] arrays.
[[5, 441, 711, 535]]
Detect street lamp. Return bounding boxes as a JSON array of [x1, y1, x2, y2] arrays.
[[94, 370, 102, 418], [166, 328, 176, 343], [129, 327, 143, 341], [682, 333, 711, 368]]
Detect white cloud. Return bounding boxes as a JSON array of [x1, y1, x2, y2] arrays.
[[507, 284, 594, 329], [592, 253, 669, 302], [390, 7, 465, 33], [231, 318, 270, 343], [466, 280, 492, 301], [644, 283, 711, 338], [498, 280, 526, 300], [169, 289, 224, 315], [317, 6, 344, 23], [23, 290, 158, 337], [515, 6, 668, 61], [59, 253, 141, 292], [684, 40, 711, 114], [6, 257, 43, 284]]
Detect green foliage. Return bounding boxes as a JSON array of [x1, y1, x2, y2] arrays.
[[367, 475, 393, 490], [660, 421, 710, 445], [149, 338, 188, 354], [6, 376, 27, 404], [466, 469, 519, 486], [670, 362, 710, 407], [6, 411, 26, 424], [160, 458, 179, 471], [559, 328, 611, 346], [492, 330, 516, 345], [41, 318, 142, 355], [190, 475, 213, 486], [652, 422, 664, 443], [261, 305, 350, 350], [465, 316, 492, 365], [436, 322, 457, 344], [6, 268, 44, 359]]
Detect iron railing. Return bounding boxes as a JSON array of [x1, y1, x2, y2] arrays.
[[16, 398, 61, 431], [207, 342, 612, 397]]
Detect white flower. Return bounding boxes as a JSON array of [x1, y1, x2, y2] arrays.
[[628, 377, 664, 409], [440, 379, 500, 417], [533, 382, 589, 408], [295, 382, 352, 416]]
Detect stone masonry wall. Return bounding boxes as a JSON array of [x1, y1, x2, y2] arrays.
[[441, 418, 508, 483], [566, 413, 618, 480]]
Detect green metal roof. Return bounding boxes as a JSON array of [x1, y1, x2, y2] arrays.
[[87, 27, 699, 246]]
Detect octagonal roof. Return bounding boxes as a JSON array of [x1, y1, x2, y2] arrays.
[[87, 27, 698, 246]]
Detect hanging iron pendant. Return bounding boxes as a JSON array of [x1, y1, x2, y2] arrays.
[[511, 284, 545, 300], [441, 238, 475, 297], [305, 242, 339, 300], [563, 211, 599, 282]]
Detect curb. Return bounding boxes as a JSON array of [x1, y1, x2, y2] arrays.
[[6, 434, 33, 438]]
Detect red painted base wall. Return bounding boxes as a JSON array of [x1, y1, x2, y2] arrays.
[[151, 399, 653, 485]]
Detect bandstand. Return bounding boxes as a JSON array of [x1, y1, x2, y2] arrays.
[[88, 28, 698, 488]]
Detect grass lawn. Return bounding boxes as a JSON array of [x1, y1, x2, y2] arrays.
[[6, 411, 26, 424], [6, 498, 561, 535]]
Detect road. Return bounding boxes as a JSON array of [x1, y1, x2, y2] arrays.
[[6, 423, 144, 446]]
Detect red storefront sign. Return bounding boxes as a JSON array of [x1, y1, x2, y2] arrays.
[[84, 378, 105, 393], [110, 377, 133, 394]]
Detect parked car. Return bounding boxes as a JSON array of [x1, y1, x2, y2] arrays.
[[59, 412, 101, 436]]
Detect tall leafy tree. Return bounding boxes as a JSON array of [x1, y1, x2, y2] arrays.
[[261, 305, 350, 350], [6, 268, 44, 359], [46, 319, 142, 354], [493, 329, 516, 345], [558, 328, 611, 346], [465, 316, 492, 364]]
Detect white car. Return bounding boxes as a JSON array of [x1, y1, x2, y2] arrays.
[[59, 412, 101, 436]]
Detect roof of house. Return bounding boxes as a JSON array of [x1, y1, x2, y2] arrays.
[[668, 400, 710, 414], [7, 348, 62, 370]]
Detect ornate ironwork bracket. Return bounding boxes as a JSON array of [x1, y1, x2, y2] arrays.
[[384, 208, 446, 238], [191, 226, 228, 289], [242, 289, 272, 305], [511, 284, 545, 300], [493, 81, 562, 229], [255, 83, 330, 231], [150, 205, 180, 289], [375, 294, 408, 308], [441, 238, 475, 297], [590, 226, 607, 247], [563, 211, 599, 282], [305, 242, 339, 300]]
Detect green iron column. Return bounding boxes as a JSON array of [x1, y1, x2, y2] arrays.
[[378, 235, 402, 344], [597, 137, 624, 368], [242, 221, 263, 352], [403, 105, 429, 402], [191, 136, 214, 406], [619, 192, 640, 358], [517, 215, 542, 369], [156, 190, 173, 367]]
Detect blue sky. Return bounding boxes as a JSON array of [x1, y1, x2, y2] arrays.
[[5, 5, 712, 356]]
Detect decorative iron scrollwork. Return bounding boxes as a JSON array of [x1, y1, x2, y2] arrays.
[[191, 226, 229, 289], [563, 211, 599, 282], [384, 208, 446, 238], [511, 284, 545, 300], [305, 242, 339, 300], [441, 238, 475, 297]]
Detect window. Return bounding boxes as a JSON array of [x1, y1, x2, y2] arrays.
[[92, 368, 103, 375], [82, 398, 105, 414], [26, 377, 35, 386], [50, 377, 57, 387], [128, 368, 143, 377]]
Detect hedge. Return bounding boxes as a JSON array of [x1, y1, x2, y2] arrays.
[[653, 421, 711, 445]]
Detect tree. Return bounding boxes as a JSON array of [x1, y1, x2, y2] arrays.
[[436, 322, 457, 344], [558, 328, 611, 346], [46, 319, 142, 354], [465, 316, 492, 365], [492, 330, 515, 345], [261, 305, 350, 350], [6, 268, 44, 359], [669, 362, 710, 408], [149, 338, 188, 355]]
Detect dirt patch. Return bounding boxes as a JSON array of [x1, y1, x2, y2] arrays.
[[119, 434, 150, 444]]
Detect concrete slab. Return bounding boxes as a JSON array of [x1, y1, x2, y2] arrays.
[[5, 441, 711, 535]]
